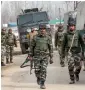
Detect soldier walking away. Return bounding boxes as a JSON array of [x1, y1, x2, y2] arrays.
[[6, 29, 17, 64], [55, 24, 65, 67], [30, 24, 53, 89], [1, 28, 6, 66], [79, 24, 85, 71], [61, 22, 82, 84]]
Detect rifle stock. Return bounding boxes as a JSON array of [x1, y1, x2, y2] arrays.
[[20, 55, 30, 68], [20, 54, 35, 75]]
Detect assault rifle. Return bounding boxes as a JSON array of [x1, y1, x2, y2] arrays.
[[20, 53, 35, 74], [20, 51, 53, 74]]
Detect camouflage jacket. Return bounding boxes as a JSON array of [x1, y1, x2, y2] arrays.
[[55, 30, 64, 47], [79, 30, 85, 56], [1, 33, 6, 46], [6, 33, 17, 46], [30, 33, 53, 58], [61, 30, 82, 57]]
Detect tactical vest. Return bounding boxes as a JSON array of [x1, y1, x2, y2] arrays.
[[7, 33, 15, 45], [79, 30, 85, 51], [34, 35, 49, 52], [66, 32, 79, 48], [57, 31, 64, 42], [57, 31, 64, 46]]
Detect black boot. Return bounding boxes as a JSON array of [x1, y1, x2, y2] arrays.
[[75, 74, 79, 81], [10, 58, 13, 63], [61, 64, 65, 67], [6, 59, 10, 64], [61, 63, 65, 67], [37, 77, 40, 85], [69, 80, 75, 84], [1, 62, 5, 66], [69, 74, 75, 84], [40, 81, 46, 89]]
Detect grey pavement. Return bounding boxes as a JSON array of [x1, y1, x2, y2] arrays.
[[1, 51, 85, 90]]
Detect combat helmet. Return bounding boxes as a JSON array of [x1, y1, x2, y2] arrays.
[[39, 24, 46, 29]]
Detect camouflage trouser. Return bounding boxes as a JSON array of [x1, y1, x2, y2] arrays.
[[6, 45, 14, 60], [1, 46, 6, 62], [34, 56, 48, 81], [68, 53, 81, 81], [84, 52, 85, 61], [57, 46, 64, 65]]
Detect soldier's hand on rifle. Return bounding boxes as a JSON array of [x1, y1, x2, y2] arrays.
[[29, 56, 33, 60]]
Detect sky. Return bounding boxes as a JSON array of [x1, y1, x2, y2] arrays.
[[1, 1, 74, 24]]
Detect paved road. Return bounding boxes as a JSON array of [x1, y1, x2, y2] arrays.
[[1, 51, 85, 90]]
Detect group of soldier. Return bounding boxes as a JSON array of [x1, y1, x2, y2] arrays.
[[1, 28, 17, 66], [1, 23, 85, 89], [29, 23, 85, 89], [55, 23, 85, 85]]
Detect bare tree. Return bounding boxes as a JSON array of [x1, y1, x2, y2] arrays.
[[1, 1, 74, 25]]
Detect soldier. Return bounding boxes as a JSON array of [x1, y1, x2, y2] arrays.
[[6, 29, 17, 64], [1, 28, 6, 66], [61, 22, 82, 84], [29, 27, 38, 43], [46, 25, 52, 38], [79, 24, 85, 71], [30, 24, 53, 89], [55, 24, 65, 67]]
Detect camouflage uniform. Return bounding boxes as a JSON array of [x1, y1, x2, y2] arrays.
[[55, 25, 64, 66], [79, 29, 85, 70], [30, 25, 53, 89], [61, 29, 82, 84], [1, 31, 6, 65], [6, 32, 17, 63]]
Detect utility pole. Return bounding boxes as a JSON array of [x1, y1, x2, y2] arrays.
[[74, 1, 75, 10], [1, 1, 2, 4], [65, 1, 69, 12], [59, 8, 61, 24], [74, 1, 78, 10]]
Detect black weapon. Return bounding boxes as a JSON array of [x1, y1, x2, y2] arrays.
[[20, 54, 35, 74], [20, 54, 30, 68]]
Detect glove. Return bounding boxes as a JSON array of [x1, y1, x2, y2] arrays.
[[49, 58, 53, 64]]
